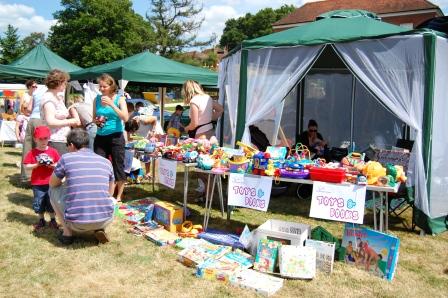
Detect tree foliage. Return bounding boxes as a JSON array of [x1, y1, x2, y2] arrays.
[[21, 32, 46, 53], [147, 0, 215, 57], [219, 5, 296, 51], [0, 24, 24, 64], [47, 0, 155, 67]]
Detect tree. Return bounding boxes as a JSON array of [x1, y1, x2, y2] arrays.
[[147, 0, 215, 57], [0, 24, 24, 64], [47, 0, 155, 67], [21, 32, 46, 53], [219, 5, 296, 51]]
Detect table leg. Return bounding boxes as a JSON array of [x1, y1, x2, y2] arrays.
[[380, 192, 384, 232], [203, 174, 211, 228], [183, 165, 189, 221], [217, 176, 224, 217], [151, 157, 156, 192], [205, 175, 217, 231], [373, 192, 377, 231], [385, 191, 389, 233]]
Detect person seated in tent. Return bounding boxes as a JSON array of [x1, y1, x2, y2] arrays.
[[298, 119, 328, 158], [2, 97, 17, 121]]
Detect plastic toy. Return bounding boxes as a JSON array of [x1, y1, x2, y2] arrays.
[[183, 151, 198, 163], [236, 141, 258, 158], [36, 153, 53, 165], [252, 152, 271, 176], [361, 161, 387, 185]]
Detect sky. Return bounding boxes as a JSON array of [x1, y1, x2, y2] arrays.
[[0, 0, 447, 44]]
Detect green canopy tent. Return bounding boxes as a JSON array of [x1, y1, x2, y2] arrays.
[[219, 10, 448, 234], [9, 44, 82, 72], [0, 64, 48, 80], [70, 50, 217, 87], [70, 50, 218, 127]]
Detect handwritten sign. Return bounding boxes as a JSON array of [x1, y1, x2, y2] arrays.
[[309, 181, 366, 224], [375, 149, 410, 171], [228, 173, 272, 212], [158, 158, 177, 189]]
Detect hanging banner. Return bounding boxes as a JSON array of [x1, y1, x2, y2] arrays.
[[158, 158, 177, 189], [309, 181, 366, 224], [228, 173, 272, 212]]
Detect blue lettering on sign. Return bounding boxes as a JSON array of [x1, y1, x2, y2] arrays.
[[347, 199, 356, 209], [257, 189, 264, 198]]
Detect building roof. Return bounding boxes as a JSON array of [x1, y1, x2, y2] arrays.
[[274, 0, 442, 26]]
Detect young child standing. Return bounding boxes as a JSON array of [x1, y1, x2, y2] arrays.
[[23, 126, 61, 231]]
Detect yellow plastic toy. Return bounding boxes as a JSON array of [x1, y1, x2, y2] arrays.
[[264, 160, 276, 176], [361, 161, 386, 185], [236, 141, 258, 158]]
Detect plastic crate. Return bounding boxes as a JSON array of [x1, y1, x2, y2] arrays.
[[309, 167, 345, 183]]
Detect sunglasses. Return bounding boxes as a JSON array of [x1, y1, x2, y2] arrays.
[[309, 129, 317, 132]]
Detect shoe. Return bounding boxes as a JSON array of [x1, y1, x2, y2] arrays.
[[94, 229, 110, 244], [58, 232, 74, 245], [48, 219, 59, 230], [33, 219, 46, 231]]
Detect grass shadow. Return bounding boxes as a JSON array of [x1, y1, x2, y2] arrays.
[[7, 192, 33, 209], [6, 211, 102, 249], [3, 162, 19, 168], [7, 174, 31, 189], [4, 150, 22, 157]]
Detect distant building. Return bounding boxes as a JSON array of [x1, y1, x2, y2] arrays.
[[183, 47, 228, 70], [273, 0, 444, 31]]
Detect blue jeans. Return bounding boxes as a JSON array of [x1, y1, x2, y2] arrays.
[[32, 185, 54, 214], [86, 123, 97, 151]]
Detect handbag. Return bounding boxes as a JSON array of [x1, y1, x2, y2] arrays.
[[188, 121, 214, 138]]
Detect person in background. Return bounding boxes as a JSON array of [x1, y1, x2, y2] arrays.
[[21, 81, 47, 183], [298, 119, 328, 158], [182, 80, 223, 200], [40, 69, 80, 155], [19, 80, 36, 117], [2, 97, 17, 120], [23, 126, 60, 231], [183, 80, 223, 139], [167, 104, 184, 133], [93, 73, 128, 202], [68, 94, 96, 150], [49, 128, 115, 245]]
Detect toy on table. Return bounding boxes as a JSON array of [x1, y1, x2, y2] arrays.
[[236, 141, 258, 158], [252, 151, 270, 176], [183, 150, 198, 163]]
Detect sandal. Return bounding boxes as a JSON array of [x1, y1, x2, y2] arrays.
[[94, 229, 110, 244]]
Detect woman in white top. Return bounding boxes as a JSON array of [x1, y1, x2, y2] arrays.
[[183, 80, 223, 139], [41, 69, 80, 155], [183, 80, 223, 200]]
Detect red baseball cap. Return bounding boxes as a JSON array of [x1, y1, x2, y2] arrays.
[[34, 126, 51, 139]]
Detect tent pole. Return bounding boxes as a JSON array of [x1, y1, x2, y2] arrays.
[[235, 50, 248, 146], [350, 76, 356, 150]]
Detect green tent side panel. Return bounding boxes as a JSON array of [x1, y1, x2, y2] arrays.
[[0, 64, 48, 79], [70, 51, 218, 87], [9, 44, 82, 72], [414, 208, 448, 235], [242, 16, 410, 48]]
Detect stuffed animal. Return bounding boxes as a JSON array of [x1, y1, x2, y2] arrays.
[[361, 161, 386, 185]]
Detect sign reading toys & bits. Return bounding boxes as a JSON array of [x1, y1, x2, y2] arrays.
[[228, 173, 272, 212], [158, 158, 177, 189], [309, 181, 366, 224]]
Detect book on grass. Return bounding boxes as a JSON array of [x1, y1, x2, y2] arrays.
[[230, 269, 284, 297], [253, 239, 282, 273], [341, 224, 400, 281], [177, 241, 231, 268], [144, 228, 180, 246], [219, 249, 254, 269], [196, 258, 241, 283], [305, 239, 335, 274], [278, 245, 316, 279]]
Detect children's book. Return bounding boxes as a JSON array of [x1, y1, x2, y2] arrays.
[[177, 241, 231, 268], [305, 239, 335, 274], [175, 238, 208, 250], [219, 249, 254, 269], [278, 245, 316, 279], [253, 239, 281, 273], [144, 228, 180, 246], [341, 224, 400, 281], [230, 269, 284, 297], [196, 258, 241, 283]]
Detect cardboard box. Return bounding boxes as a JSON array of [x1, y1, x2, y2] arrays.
[[153, 201, 183, 232], [230, 269, 284, 297], [250, 219, 310, 255]]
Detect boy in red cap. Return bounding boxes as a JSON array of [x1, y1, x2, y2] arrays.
[[23, 126, 61, 231]]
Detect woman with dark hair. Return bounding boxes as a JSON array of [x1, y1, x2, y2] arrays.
[[298, 119, 327, 157], [93, 73, 128, 202], [40, 69, 80, 155]]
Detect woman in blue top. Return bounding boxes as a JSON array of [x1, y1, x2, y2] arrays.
[[93, 73, 129, 201]]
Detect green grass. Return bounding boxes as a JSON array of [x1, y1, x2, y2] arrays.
[[1, 147, 447, 297]]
